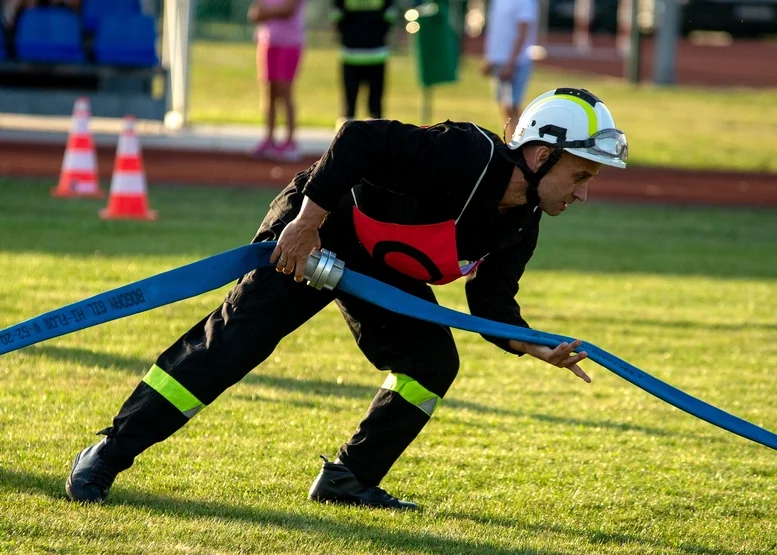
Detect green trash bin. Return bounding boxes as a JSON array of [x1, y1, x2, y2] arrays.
[[196, 0, 231, 20], [413, 1, 460, 87]]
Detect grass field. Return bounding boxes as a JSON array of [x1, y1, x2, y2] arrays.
[[189, 41, 777, 173], [2, 178, 777, 553]]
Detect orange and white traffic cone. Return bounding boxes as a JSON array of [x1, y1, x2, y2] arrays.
[[52, 97, 103, 198], [99, 115, 157, 221]]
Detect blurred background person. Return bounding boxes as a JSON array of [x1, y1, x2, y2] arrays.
[[330, 0, 397, 129], [482, 0, 537, 141], [248, 0, 306, 162]]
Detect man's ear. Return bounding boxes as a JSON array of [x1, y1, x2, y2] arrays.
[[535, 145, 552, 166], [522, 145, 551, 171]]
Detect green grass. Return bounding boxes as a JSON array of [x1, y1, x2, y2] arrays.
[[2, 177, 777, 553], [189, 40, 777, 173]]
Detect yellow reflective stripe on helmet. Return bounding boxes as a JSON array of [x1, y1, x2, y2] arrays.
[[142, 364, 204, 419], [381, 373, 440, 416], [537, 94, 597, 136]]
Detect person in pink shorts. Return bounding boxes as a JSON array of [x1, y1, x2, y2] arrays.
[[248, 0, 306, 162]]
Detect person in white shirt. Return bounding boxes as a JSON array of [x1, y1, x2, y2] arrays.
[[482, 0, 538, 141]]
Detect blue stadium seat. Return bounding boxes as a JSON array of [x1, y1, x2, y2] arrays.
[[94, 14, 158, 67], [15, 7, 85, 64], [82, 0, 141, 33]]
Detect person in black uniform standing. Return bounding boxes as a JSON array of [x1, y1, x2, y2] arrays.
[[330, 0, 396, 126], [65, 88, 629, 510]]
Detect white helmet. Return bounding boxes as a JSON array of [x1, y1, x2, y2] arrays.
[[508, 88, 628, 169]]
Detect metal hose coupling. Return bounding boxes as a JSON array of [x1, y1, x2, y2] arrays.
[[304, 249, 345, 290]]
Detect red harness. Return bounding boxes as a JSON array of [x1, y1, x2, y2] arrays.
[[353, 207, 484, 285], [351, 125, 494, 285]]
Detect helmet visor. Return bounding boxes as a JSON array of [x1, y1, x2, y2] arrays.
[[559, 128, 628, 163], [587, 128, 628, 162]]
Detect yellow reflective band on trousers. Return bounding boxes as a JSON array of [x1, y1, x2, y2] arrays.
[[381, 373, 440, 416], [142, 364, 204, 419]]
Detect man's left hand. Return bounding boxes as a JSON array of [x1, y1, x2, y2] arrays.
[[510, 339, 591, 383]]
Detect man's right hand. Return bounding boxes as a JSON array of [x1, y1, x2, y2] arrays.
[[270, 197, 329, 282]]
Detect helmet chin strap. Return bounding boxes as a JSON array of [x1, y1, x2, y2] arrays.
[[504, 146, 564, 207]]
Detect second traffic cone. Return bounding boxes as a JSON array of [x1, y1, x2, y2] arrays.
[[99, 115, 157, 221], [52, 97, 103, 198]]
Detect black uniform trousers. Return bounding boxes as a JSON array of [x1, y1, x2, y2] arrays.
[[95, 193, 460, 488], [342, 62, 386, 120]]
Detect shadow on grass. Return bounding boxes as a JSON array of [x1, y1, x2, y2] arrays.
[[552, 314, 777, 334], [2, 180, 777, 280], [239, 373, 712, 441], [26, 343, 720, 443], [0, 467, 560, 555], [0, 180, 273, 259], [442, 509, 738, 555], [31, 344, 148, 375], [0, 467, 740, 555], [22, 341, 713, 442]]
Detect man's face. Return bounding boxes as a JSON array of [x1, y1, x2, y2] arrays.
[[536, 151, 601, 216]]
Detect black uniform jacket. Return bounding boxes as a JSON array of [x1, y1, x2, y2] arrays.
[[265, 119, 543, 355], [332, 0, 394, 52]]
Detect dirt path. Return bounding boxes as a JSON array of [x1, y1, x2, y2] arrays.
[[466, 33, 777, 88], [1, 140, 775, 206]]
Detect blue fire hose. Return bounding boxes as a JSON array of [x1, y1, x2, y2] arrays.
[[1, 241, 775, 451]]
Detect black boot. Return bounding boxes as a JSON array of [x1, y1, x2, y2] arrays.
[[308, 456, 418, 510], [65, 439, 119, 503]]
